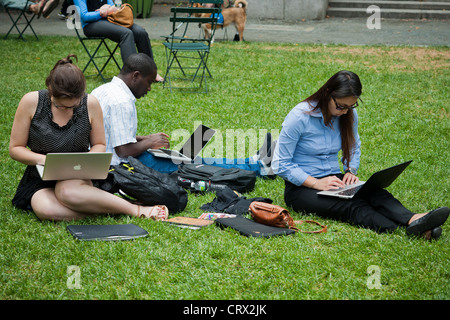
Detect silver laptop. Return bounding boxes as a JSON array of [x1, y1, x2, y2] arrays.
[[317, 160, 412, 199], [148, 124, 216, 162], [36, 152, 113, 181]]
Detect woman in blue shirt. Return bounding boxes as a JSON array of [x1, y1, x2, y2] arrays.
[[273, 70, 448, 240], [73, 0, 163, 82]]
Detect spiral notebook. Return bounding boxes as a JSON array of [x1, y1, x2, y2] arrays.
[[164, 217, 214, 230]]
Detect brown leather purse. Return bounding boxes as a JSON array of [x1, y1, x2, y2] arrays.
[[249, 202, 327, 234], [107, 3, 134, 28]]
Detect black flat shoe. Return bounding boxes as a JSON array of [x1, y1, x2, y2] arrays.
[[430, 227, 442, 240], [422, 227, 443, 241], [406, 207, 449, 236]]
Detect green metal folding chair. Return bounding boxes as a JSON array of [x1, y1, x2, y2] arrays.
[[162, 6, 220, 93], [168, 1, 223, 78], [3, 1, 39, 41]]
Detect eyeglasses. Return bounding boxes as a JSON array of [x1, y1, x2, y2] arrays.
[[332, 96, 359, 110], [52, 99, 81, 110]]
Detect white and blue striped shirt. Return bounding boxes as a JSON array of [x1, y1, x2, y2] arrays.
[[91, 76, 138, 165]]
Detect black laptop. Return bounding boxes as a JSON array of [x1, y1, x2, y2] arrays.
[[317, 160, 413, 199]]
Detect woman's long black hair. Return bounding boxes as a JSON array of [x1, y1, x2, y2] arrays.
[[305, 70, 362, 167]]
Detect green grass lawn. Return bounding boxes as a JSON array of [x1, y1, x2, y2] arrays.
[[0, 35, 448, 301]]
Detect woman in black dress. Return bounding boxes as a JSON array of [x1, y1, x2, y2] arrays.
[[9, 54, 168, 221]]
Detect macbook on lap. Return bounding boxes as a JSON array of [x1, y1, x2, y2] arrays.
[[317, 160, 413, 199], [147, 124, 216, 162], [36, 152, 113, 181]]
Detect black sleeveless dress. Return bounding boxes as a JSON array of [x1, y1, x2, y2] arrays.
[[12, 90, 91, 211]]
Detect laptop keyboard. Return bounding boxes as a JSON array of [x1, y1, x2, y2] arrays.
[[337, 185, 362, 197], [159, 149, 174, 155], [157, 149, 182, 156]]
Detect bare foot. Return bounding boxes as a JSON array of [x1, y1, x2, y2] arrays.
[[422, 230, 431, 240], [155, 74, 164, 82], [137, 205, 168, 221], [407, 213, 427, 225], [29, 0, 45, 16]]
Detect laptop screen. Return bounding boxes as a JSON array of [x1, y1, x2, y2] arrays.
[[179, 125, 216, 159]]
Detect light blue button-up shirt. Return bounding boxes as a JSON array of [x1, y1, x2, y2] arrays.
[[273, 101, 361, 186]]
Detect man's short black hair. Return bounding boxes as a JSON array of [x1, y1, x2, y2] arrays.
[[120, 53, 157, 78]]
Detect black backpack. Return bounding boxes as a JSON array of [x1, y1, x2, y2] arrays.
[[173, 163, 256, 193], [110, 157, 188, 213]]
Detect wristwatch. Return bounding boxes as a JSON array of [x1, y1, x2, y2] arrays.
[[345, 167, 357, 175]]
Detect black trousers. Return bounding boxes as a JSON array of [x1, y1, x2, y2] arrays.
[[83, 20, 154, 64], [284, 176, 414, 233]]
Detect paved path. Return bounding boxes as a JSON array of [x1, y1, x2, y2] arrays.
[[1, 4, 449, 46]]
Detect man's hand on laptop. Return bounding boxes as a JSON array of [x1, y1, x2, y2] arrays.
[[137, 132, 170, 150]]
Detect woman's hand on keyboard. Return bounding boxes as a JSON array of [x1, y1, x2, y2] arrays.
[[316, 176, 345, 191], [343, 172, 359, 185]]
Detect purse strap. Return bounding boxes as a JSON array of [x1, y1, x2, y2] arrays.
[[291, 220, 327, 234], [118, 3, 133, 10]]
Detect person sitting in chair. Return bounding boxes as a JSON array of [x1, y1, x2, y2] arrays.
[[73, 0, 164, 82]]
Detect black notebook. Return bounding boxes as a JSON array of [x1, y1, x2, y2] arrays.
[[215, 217, 296, 238], [66, 224, 148, 241]]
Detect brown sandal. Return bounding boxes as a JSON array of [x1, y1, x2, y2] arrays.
[[42, 0, 59, 18]]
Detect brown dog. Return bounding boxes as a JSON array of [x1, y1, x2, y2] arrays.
[[195, 0, 248, 42]]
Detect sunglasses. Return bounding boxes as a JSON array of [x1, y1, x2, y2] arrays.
[[332, 96, 359, 110]]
